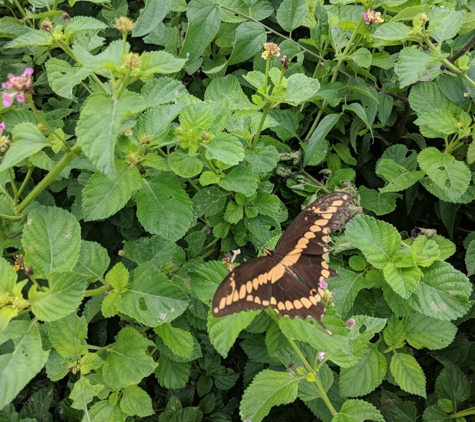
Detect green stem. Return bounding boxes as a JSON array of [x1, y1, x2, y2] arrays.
[[84, 285, 108, 297], [17, 165, 34, 200], [0, 213, 23, 221], [8, 168, 19, 202], [188, 178, 200, 191], [251, 101, 272, 149], [15, 144, 81, 214], [11, 0, 26, 17]]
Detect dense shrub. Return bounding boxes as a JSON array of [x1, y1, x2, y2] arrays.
[[0, 0, 474, 421]]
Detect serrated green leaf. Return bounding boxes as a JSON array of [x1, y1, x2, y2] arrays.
[[330, 267, 369, 317], [120, 385, 154, 417], [383, 263, 422, 299], [422, 404, 452, 422], [340, 344, 387, 397], [133, 0, 172, 37], [428, 7, 466, 43], [240, 370, 299, 422], [396, 47, 441, 88], [72, 240, 110, 284], [383, 315, 406, 348], [376, 158, 424, 192], [154, 324, 194, 359], [333, 144, 357, 166], [245, 145, 280, 174], [218, 165, 258, 197], [118, 263, 189, 326], [87, 400, 127, 421], [190, 260, 229, 304], [404, 313, 457, 350], [333, 399, 385, 422], [226, 21, 267, 68], [390, 352, 426, 397], [420, 177, 475, 204], [105, 262, 128, 291], [414, 109, 459, 138], [204, 133, 245, 165], [22, 206, 81, 277], [122, 235, 177, 268], [285, 74, 321, 105], [168, 151, 203, 178], [155, 354, 190, 389], [418, 147, 471, 202], [224, 201, 244, 224], [407, 261, 472, 321], [76, 93, 146, 178], [29, 273, 87, 322], [465, 240, 475, 276], [102, 327, 157, 390], [359, 186, 399, 215], [432, 235, 456, 260], [136, 172, 194, 241], [346, 215, 401, 269], [69, 376, 103, 411], [435, 361, 470, 404], [49, 313, 88, 357], [412, 236, 440, 267], [276, 0, 307, 32], [193, 186, 228, 217]]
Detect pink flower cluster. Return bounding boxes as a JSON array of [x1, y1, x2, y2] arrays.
[[362, 10, 384, 25], [0, 122, 4, 134], [2, 68, 34, 108], [319, 280, 328, 289]]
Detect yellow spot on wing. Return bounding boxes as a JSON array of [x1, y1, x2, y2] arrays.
[[239, 284, 246, 299], [233, 290, 239, 302], [262, 300, 269, 306], [310, 225, 322, 232], [253, 277, 259, 291], [254, 296, 261, 304], [293, 300, 303, 309], [246, 281, 252, 294], [285, 300, 294, 310], [304, 231, 316, 239], [247, 295, 253, 302], [315, 219, 328, 226], [322, 269, 330, 278], [270, 264, 286, 283], [277, 301, 285, 310], [270, 297, 277, 305], [301, 297, 312, 308]]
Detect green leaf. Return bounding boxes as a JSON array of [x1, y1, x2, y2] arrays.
[[422, 405, 452, 422], [395, 47, 442, 88], [155, 354, 190, 388], [429, 7, 466, 43], [333, 144, 357, 166], [376, 158, 424, 192], [383, 315, 406, 347], [435, 361, 470, 404], [418, 148, 471, 201], [311, 4, 328, 52], [349, 48, 372, 68], [82, 161, 142, 221], [190, 260, 229, 304], [432, 235, 456, 260], [253, 192, 282, 217], [102, 327, 157, 390], [29, 273, 87, 321], [412, 236, 440, 267], [46, 58, 92, 100], [414, 109, 459, 138], [120, 385, 154, 417], [22, 206, 81, 277], [342, 103, 372, 133], [407, 261, 472, 321], [372, 22, 412, 43], [208, 312, 259, 358], [180, 0, 221, 63], [226, 21, 267, 67], [72, 240, 110, 283], [346, 215, 401, 269], [276, 0, 308, 32], [168, 151, 203, 178], [140, 51, 187, 78], [154, 324, 194, 359], [136, 172, 194, 241], [245, 145, 280, 174], [0, 123, 50, 172], [285, 74, 321, 105], [200, 170, 221, 186], [106, 262, 129, 290], [0, 320, 49, 410], [193, 186, 227, 217], [122, 235, 177, 268], [383, 263, 423, 299], [76, 93, 146, 178], [390, 352, 426, 398], [240, 370, 299, 422], [118, 263, 189, 326], [69, 377, 103, 411], [224, 201, 243, 224], [218, 165, 258, 197], [330, 267, 369, 317], [304, 114, 339, 167], [49, 313, 88, 357], [204, 133, 245, 165], [87, 400, 127, 421], [340, 344, 387, 397], [404, 313, 457, 350], [132, 0, 172, 37], [333, 399, 384, 422], [465, 240, 475, 276], [380, 390, 418, 422], [141, 78, 187, 107]]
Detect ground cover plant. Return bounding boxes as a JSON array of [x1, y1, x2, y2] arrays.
[[0, 0, 475, 420]]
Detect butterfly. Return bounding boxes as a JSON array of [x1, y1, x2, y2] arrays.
[[212, 191, 351, 335]]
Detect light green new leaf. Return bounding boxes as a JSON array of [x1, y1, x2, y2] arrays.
[[120, 385, 154, 417], [346, 215, 401, 268], [340, 344, 387, 397], [168, 151, 203, 178], [154, 324, 194, 359], [432, 235, 456, 260], [435, 361, 470, 404], [0, 122, 50, 172], [0, 257, 17, 294], [208, 312, 259, 358], [412, 236, 440, 267], [136, 172, 194, 241], [285, 74, 321, 105], [180, 102, 213, 131], [224, 201, 243, 224], [0, 320, 49, 409], [22, 206, 81, 277], [376, 158, 424, 192], [218, 165, 258, 197], [204, 133, 245, 165], [414, 109, 459, 138], [465, 240, 475, 276], [102, 327, 157, 390], [155, 354, 190, 389], [407, 261, 472, 320], [29, 272, 88, 321], [82, 161, 142, 221], [383, 315, 406, 347], [404, 313, 457, 350], [118, 263, 189, 326], [390, 352, 426, 398], [87, 399, 127, 421], [180, 0, 221, 63], [333, 399, 384, 422], [276, 0, 307, 32], [105, 262, 129, 290], [304, 114, 339, 167], [383, 263, 423, 299], [72, 240, 110, 284], [69, 376, 103, 410], [240, 370, 299, 422], [49, 313, 88, 358], [139, 51, 187, 79], [76, 92, 146, 178]]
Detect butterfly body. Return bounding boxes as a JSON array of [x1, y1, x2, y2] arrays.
[[212, 192, 351, 334]]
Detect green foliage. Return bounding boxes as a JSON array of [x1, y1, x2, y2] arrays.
[[1, 0, 475, 421]]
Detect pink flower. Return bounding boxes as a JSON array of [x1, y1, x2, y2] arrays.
[[362, 10, 384, 25], [1, 68, 34, 108], [0, 122, 5, 134], [318, 352, 326, 361], [319, 280, 328, 289], [2, 92, 13, 107]]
